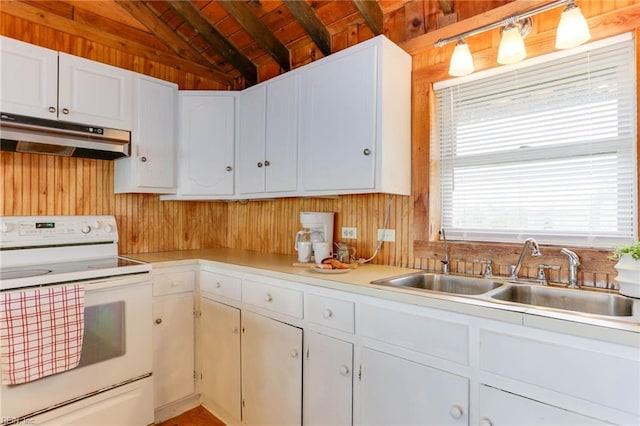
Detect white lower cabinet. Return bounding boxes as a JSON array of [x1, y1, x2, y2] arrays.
[[242, 310, 303, 426], [359, 347, 468, 426], [152, 269, 196, 411], [478, 385, 604, 425], [303, 331, 353, 426], [200, 298, 241, 421]]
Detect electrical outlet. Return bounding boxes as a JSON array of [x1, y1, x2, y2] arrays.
[[341, 227, 357, 239], [377, 228, 396, 242]]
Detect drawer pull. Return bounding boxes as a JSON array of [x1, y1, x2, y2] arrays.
[[155, 318, 162, 325], [215, 282, 221, 288], [290, 348, 299, 358], [479, 418, 493, 426], [264, 293, 273, 302], [339, 365, 350, 376], [171, 281, 179, 287], [322, 308, 333, 318], [449, 405, 464, 419]]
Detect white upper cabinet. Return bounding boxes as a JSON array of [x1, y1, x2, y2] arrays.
[[58, 53, 133, 130], [0, 37, 133, 130], [237, 74, 298, 197], [300, 35, 412, 196], [171, 92, 236, 197], [0, 36, 58, 119], [114, 74, 177, 193]]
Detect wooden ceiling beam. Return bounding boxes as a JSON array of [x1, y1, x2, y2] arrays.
[[0, 0, 232, 85], [352, 0, 383, 35], [166, 0, 257, 85], [283, 0, 332, 57], [219, 0, 290, 71], [115, 0, 220, 72]]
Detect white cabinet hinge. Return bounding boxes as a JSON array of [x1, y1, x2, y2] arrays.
[[193, 309, 201, 318]]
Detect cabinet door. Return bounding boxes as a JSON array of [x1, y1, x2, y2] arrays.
[[264, 75, 298, 193], [301, 46, 376, 192], [242, 310, 302, 426], [237, 85, 267, 194], [200, 298, 241, 421], [358, 348, 468, 426], [303, 331, 353, 426], [58, 52, 133, 130], [153, 292, 195, 408], [478, 385, 604, 425], [114, 74, 177, 193], [178, 93, 235, 196], [0, 36, 58, 119]]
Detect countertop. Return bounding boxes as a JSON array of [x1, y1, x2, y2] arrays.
[[125, 248, 640, 347]]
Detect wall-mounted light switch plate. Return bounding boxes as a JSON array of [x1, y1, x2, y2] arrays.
[[377, 229, 396, 242], [341, 227, 357, 239]]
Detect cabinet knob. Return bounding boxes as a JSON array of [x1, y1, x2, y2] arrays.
[[140, 156, 148, 162], [232, 327, 239, 334], [215, 282, 221, 288], [322, 308, 333, 318], [264, 293, 273, 302], [449, 405, 464, 419], [290, 348, 299, 358], [363, 148, 371, 156], [49, 106, 56, 113], [257, 162, 263, 168], [264, 160, 270, 166], [62, 108, 70, 115], [155, 318, 162, 324], [479, 418, 493, 426], [339, 365, 350, 376], [226, 166, 233, 172]]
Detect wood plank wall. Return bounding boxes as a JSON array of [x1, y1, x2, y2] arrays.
[[1, 2, 638, 281], [408, 0, 640, 287]]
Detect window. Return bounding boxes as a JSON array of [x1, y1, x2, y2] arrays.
[[433, 34, 637, 248]]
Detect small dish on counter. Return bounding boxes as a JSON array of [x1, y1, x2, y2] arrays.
[[309, 265, 353, 274]]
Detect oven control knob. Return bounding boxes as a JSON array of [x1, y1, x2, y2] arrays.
[[104, 224, 114, 233], [81, 225, 92, 234], [0, 222, 8, 233], [93, 221, 100, 229]]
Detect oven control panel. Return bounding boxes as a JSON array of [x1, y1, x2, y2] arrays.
[[0, 215, 119, 248]]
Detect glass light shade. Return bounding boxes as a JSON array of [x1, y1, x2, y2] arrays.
[[555, 5, 591, 49], [497, 24, 527, 64], [448, 40, 474, 77]]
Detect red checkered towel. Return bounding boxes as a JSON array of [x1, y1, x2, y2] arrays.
[[0, 285, 85, 385]]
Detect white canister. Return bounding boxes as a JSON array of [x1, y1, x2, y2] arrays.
[[297, 241, 312, 263], [313, 242, 332, 264]]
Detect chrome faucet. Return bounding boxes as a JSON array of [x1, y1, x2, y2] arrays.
[[561, 248, 580, 288], [510, 238, 542, 280], [440, 227, 449, 274]]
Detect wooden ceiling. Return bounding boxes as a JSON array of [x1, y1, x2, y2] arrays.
[[2, 1, 513, 88]]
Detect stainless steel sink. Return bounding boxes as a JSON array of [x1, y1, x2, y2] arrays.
[[370, 273, 502, 295], [490, 285, 634, 317]]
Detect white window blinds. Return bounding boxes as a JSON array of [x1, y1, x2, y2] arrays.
[[433, 34, 637, 248]]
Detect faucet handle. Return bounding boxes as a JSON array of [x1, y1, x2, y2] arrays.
[[473, 259, 493, 278], [537, 264, 560, 285]]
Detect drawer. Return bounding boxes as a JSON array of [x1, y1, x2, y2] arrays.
[[306, 294, 354, 333], [360, 304, 469, 365], [200, 270, 241, 301], [242, 279, 303, 319], [479, 329, 640, 415], [153, 270, 195, 296]]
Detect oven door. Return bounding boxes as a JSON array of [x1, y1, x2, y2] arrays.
[[0, 273, 152, 421]]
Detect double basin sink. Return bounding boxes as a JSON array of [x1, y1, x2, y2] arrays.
[[370, 272, 636, 319]]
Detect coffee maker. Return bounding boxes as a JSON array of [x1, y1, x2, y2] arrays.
[[295, 212, 334, 257]]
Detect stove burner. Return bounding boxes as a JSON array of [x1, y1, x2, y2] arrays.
[[0, 269, 52, 280]]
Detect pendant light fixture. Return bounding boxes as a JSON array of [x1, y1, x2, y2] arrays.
[[435, 0, 591, 77], [555, 0, 591, 49], [448, 40, 474, 76]]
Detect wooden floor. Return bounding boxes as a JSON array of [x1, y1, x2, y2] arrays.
[[156, 406, 226, 426]]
